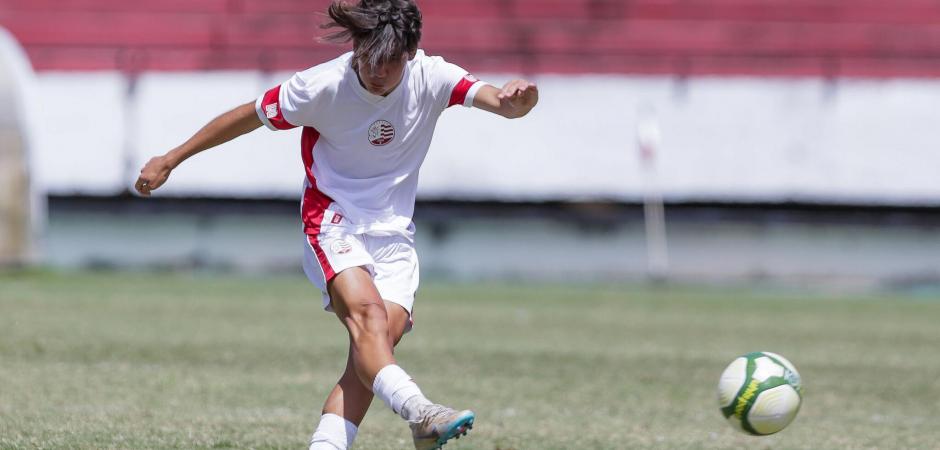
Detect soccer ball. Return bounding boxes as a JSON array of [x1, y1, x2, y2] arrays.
[[717, 351, 803, 435]]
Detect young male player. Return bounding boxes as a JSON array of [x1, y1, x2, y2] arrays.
[[134, 1, 538, 448]]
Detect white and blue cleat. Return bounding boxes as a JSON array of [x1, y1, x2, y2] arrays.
[[409, 404, 475, 450]]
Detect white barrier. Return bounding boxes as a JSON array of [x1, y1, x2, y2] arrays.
[[24, 70, 940, 205], [31, 72, 128, 194]]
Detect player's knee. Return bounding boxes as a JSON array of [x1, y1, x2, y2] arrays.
[[345, 301, 389, 342]]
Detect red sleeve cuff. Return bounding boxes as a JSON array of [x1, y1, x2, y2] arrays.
[[257, 85, 297, 130], [447, 74, 480, 108]]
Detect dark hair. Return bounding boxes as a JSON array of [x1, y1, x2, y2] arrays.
[[322, 0, 422, 69]]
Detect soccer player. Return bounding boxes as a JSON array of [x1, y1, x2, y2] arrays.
[[134, 1, 537, 448]]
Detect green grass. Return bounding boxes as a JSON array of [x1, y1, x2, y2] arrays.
[[1, 271, 939, 449]]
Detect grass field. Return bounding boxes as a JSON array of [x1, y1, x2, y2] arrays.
[[1, 271, 939, 449]]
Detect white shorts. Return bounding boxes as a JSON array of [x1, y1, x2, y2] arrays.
[[302, 229, 420, 318]]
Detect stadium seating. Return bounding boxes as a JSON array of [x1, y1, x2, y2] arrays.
[[2, 0, 940, 76]]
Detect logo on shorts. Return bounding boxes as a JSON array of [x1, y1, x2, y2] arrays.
[[330, 213, 344, 225], [264, 103, 279, 119], [368, 120, 395, 146], [330, 240, 352, 255]]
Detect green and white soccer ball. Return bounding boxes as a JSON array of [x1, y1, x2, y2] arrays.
[[717, 351, 803, 435]]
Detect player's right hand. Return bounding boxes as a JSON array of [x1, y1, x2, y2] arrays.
[[135, 155, 173, 197]]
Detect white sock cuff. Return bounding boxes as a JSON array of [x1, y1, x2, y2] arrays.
[[308, 441, 341, 450], [373, 364, 409, 393], [373, 364, 424, 415], [310, 413, 357, 450]]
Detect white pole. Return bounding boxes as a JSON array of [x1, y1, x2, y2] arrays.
[[636, 106, 669, 280], [0, 27, 42, 267]]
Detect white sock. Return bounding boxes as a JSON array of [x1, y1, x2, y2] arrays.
[[372, 364, 432, 421], [309, 413, 358, 450]]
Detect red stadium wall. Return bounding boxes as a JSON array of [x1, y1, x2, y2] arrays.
[[3, 0, 940, 76]]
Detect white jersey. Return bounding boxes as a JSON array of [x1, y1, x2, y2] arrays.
[[256, 50, 485, 239]]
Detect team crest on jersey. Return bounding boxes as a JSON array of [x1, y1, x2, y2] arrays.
[[264, 103, 279, 119], [368, 120, 395, 146], [330, 240, 352, 255]]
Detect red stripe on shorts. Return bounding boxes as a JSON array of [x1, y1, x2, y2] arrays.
[[307, 234, 336, 281]]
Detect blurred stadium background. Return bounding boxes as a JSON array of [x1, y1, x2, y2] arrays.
[[2, 1, 940, 449], [1, 0, 939, 287]]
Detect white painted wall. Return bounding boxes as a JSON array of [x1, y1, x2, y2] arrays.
[[31, 73, 128, 194], [25, 71, 940, 205], [133, 72, 303, 198]]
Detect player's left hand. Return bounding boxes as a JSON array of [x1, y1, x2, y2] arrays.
[[135, 155, 174, 197], [497, 79, 538, 113]]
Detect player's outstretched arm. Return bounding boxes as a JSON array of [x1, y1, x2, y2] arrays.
[[472, 80, 538, 119], [134, 101, 262, 196]]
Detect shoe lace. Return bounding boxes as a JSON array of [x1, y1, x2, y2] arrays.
[[417, 404, 453, 429]]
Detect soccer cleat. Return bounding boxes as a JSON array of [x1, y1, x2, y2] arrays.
[[409, 404, 475, 450]]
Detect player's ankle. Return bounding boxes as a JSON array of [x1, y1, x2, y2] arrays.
[[401, 394, 433, 422]]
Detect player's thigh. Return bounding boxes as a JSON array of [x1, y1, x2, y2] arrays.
[[327, 266, 385, 323], [327, 276, 407, 348], [304, 231, 412, 342]]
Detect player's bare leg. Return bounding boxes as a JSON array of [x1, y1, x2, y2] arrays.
[[328, 267, 396, 382], [324, 301, 409, 422], [309, 267, 474, 450], [309, 301, 409, 449]]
